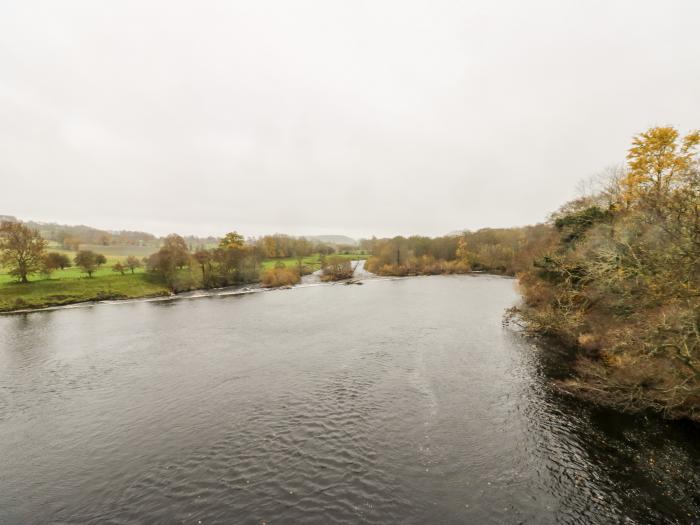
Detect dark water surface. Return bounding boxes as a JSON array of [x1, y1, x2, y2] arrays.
[[1, 276, 698, 524]]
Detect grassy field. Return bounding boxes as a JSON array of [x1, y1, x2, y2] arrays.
[[0, 274, 170, 311], [0, 244, 164, 311], [0, 248, 368, 312], [260, 252, 368, 271], [60, 243, 158, 257], [0, 248, 149, 285]]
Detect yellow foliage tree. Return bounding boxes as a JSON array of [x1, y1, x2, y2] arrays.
[[622, 126, 700, 205], [218, 231, 245, 250], [456, 237, 470, 263]]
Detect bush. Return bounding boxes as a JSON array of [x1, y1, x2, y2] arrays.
[[261, 267, 300, 287], [321, 256, 354, 281], [364, 256, 471, 277]]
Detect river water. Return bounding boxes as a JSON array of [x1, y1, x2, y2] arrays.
[[0, 275, 698, 524]]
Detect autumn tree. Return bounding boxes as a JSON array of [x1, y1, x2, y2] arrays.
[[147, 234, 191, 290], [321, 255, 354, 281], [95, 253, 107, 268], [246, 244, 265, 281], [219, 231, 245, 250], [125, 255, 141, 274], [112, 262, 126, 275], [291, 244, 308, 277], [62, 236, 81, 251], [44, 252, 71, 271], [255, 234, 312, 258], [41, 252, 70, 278], [214, 243, 248, 283], [623, 126, 700, 207], [363, 229, 545, 276], [193, 249, 213, 284], [456, 238, 470, 265], [161, 234, 190, 269], [74, 250, 99, 277], [0, 221, 47, 283], [622, 126, 700, 263], [40, 262, 55, 279]]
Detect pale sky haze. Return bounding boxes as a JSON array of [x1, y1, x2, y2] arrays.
[[1, 1, 699, 238]]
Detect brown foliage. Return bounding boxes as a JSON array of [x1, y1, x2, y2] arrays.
[[74, 250, 102, 278], [517, 126, 700, 421], [261, 266, 300, 287], [363, 227, 553, 277], [0, 221, 47, 282], [112, 262, 126, 275], [321, 256, 354, 281]]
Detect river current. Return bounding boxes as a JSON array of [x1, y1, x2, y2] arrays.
[[1, 274, 698, 524]]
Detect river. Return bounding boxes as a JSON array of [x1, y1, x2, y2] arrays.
[[0, 275, 698, 524]]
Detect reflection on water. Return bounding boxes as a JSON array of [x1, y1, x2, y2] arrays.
[[0, 275, 698, 524]]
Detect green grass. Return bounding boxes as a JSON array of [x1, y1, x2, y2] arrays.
[[261, 255, 323, 271], [260, 252, 368, 271], [0, 243, 158, 286], [0, 273, 169, 312], [0, 260, 147, 285], [0, 243, 165, 310], [46, 244, 153, 262]]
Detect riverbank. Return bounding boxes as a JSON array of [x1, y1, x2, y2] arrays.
[[0, 273, 172, 313], [0, 258, 371, 314], [514, 274, 700, 425], [518, 323, 700, 426], [0, 252, 369, 313]]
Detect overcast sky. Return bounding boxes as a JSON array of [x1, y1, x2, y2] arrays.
[[1, 1, 699, 238]]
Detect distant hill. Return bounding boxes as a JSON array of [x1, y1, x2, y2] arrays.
[[2, 215, 359, 248], [303, 235, 357, 246], [1, 215, 158, 247]]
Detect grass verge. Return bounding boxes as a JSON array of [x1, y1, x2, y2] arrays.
[[0, 274, 170, 312]]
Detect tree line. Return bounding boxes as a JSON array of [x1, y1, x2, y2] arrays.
[[0, 223, 355, 290], [24, 221, 157, 249], [148, 233, 354, 290], [361, 225, 552, 277]]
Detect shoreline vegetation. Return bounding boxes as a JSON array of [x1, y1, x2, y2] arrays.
[[515, 127, 700, 424], [362, 126, 700, 424], [0, 229, 368, 312], [2, 125, 699, 424]]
